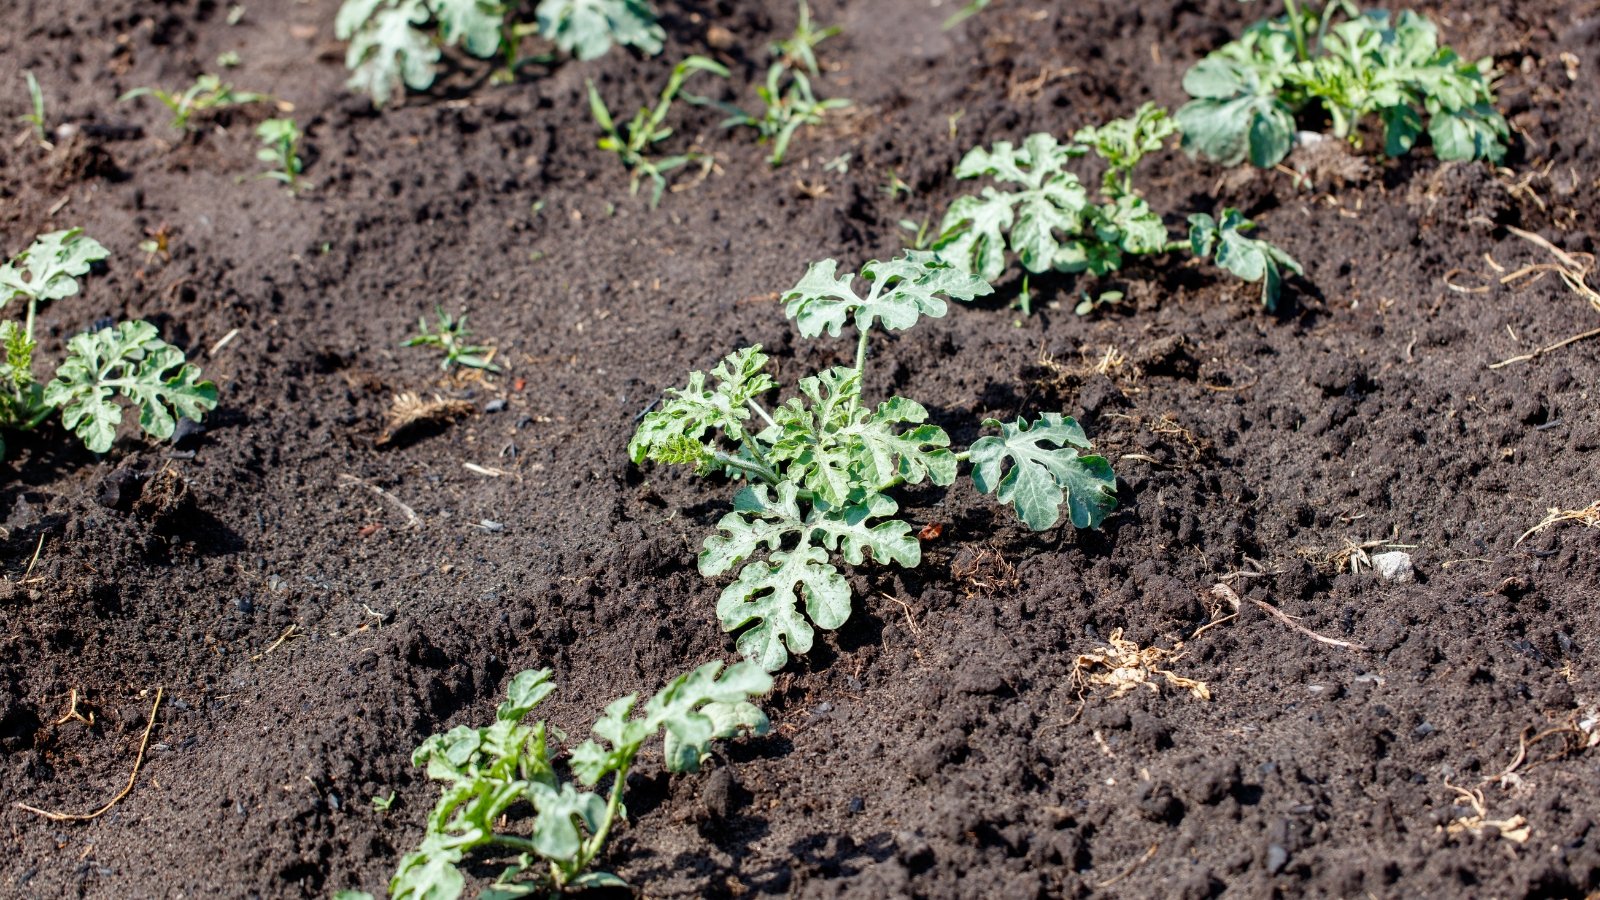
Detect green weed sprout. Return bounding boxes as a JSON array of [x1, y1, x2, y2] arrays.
[[770, 0, 841, 77], [403, 306, 500, 373], [254, 118, 305, 191], [19, 72, 49, 148], [631, 251, 1118, 671], [586, 56, 730, 207], [719, 63, 850, 167], [118, 74, 268, 131]]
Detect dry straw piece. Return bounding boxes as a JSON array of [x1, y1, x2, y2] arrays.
[[1071, 628, 1210, 701]]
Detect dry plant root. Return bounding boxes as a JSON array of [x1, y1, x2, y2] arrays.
[[376, 391, 475, 446], [15, 687, 162, 822], [1442, 781, 1531, 845], [1072, 628, 1210, 702], [1516, 501, 1600, 546]]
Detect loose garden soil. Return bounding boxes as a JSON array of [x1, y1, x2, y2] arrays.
[[2, 0, 1599, 896]]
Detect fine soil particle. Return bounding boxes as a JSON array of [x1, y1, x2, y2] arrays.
[[3, 0, 1599, 897]]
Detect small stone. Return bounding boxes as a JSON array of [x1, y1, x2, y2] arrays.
[[1266, 843, 1288, 874], [848, 797, 865, 815], [483, 399, 506, 413], [1371, 551, 1414, 583]]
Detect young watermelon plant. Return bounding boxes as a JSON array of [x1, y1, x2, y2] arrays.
[[630, 251, 1118, 671], [0, 229, 217, 459], [934, 105, 1303, 310], [336, 0, 664, 106], [333, 661, 770, 899], [1177, 1, 1508, 167]]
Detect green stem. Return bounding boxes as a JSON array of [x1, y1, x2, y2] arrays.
[[712, 450, 780, 485], [853, 326, 871, 383], [747, 398, 777, 429], [1283, 0, 1309, 61], [23, 298, 37, 344], [563, 759, 633, 886], [485, 834, 542, 854]]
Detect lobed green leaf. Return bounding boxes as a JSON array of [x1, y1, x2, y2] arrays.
[[969, 413, 1118, 531]]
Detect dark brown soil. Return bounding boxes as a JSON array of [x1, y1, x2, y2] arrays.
[[3, 0, 1599, 897]]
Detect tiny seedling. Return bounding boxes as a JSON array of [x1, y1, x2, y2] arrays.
[[403, 306, 500, 373], [1188, 208, 1305, 311], [336, 0, 661, 107], [19, 72, 49, 148], [934, 106, 1303, 309], [879, 168, 912, 198], [943, 0, 993, 30], [898, 218, 934, 251], [339, 662, 770, 899], [1, 230, 217, 457], [770, 0, 841, 77], [631, 251, 1118, 671], [1074, 289, 1124, 317], [118, 74, 268, 131], [587, 56, 729, 207], [719, 64, 849, 167], [1177, 2, 1508, 167], [254, 118, 305, 191], [371, 792, 396, 813]]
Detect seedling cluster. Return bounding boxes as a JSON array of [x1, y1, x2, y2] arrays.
[[586, 56, 730, 207], [119, 74, 268, 131], [1177, 0, 1508, 167], [933, 104, 1304, 309], [5, 3, 1527, 898], [0, 230, 217, 458], [337, 662, 771, 900]]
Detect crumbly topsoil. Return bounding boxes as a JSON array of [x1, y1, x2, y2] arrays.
[[1, 1, 1598, 897]]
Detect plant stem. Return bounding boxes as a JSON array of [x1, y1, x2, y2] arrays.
[[486, 834, 542, 855], [853, 326, 871, 383], [746, 399, 777, 429], [564, 759, 633, 887], [1283, 0, 1310, 61], [712, 450, 780, 485]]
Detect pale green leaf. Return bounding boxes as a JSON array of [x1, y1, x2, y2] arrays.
[[699, 481, 808, 578], [629, 345, 775, 465], [935, 133, 1089, 280], [536, 0, 663, 60], [1188, 208, 1302, 310], [432, 0, 506, 58], [0, 228, 108, 310], [642, 660, 772, 772], [527, 783, 607, 862], [339, 0, 438, 107], [968, 413, 1118, 531], [43, 321, 218, 454], [717, 544, 848, 671]]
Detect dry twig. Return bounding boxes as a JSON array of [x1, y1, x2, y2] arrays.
[[1209, 583, 1365, 651], [338, 473, 422, 528]]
